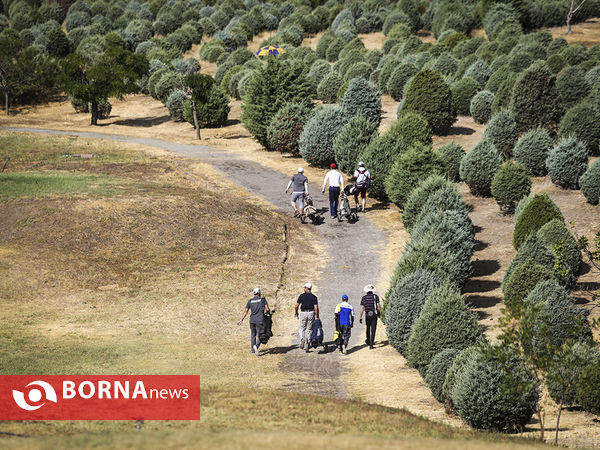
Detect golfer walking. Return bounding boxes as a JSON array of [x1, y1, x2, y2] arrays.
[[237, 288, 270, 356], [285, 167, 309, 217], [322, 163, 344, 219], [359, 284, 380, 349], [295, 283, 319, 352]]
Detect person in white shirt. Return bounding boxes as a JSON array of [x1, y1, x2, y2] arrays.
[[322, 163, 344, 219], [353, 161, 371, 212], [285, 167, 309, 217]]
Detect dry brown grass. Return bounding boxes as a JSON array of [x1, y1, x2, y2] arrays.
[[0, 132, 327, 441], [544, 17, 600, 47]]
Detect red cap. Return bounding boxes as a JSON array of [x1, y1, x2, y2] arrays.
[[330, 163, 337, 169]]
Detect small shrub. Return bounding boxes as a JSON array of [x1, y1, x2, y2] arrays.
[[266, 102, 312, 156], [299, 106, 349, 167], [504, 234, 557, 288], [547, 341, 600, 407], [413, 185, 471, 237], [508, 51, 533, 72], [556, 66, 589, 111], [165, 89, 187, 122], [387, 63, 418, 101], [546, 53, 567, 74], [407, 288, 483, 374], [183, 86, 230, 129], [537, 218, 582, 278], [491, 161, 531, 213], [389, 112, 433, 148], [580, 159, 600, 205], [503, 260, 557, 315], [65, 11, 91, 32], [470, 90, 494, 124], [340, 78, 382, 125], [384, 269, 447, 355], [585, 66, 600, 87], [491, 71, 518, 114], [485, 67, 512, 93], [425, 348, 461, 402], [522, 280, 591, 358], [483, 110, 518, 159], [559, 103, 600, 156], [384, 144, 446, 208], [402, 175, 454, 232], [464, 60, 492, 88], [513, 128, 553, 176], [510, 62, 563, 133], [154, 71, 183, 103], [437, 143, 465, 182], [325, 36, 345, 62], [333, 115, 378, 174], [443, 346, 479, 406], [432, 52, 459, 76], [452, 343, 539, 432], [546, 137, 588, 190], [451, 77, 480, 116], [577, 360, 600, 414], [513, 193, 564, 249], [401, 69, 456, 133], [317, 70, 343, 104], [377, 55, 401, 92], [560, 44, 589, 66], [459, 140, 502, 197]]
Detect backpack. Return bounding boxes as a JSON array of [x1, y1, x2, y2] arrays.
[[355, 171, 371, 189]]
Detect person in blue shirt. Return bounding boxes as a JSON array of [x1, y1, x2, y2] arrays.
[[334, 294, 354, 354]]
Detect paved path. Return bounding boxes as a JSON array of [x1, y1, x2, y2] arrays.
[[4, 127, 386, 398]]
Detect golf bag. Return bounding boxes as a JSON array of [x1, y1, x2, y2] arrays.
[[259, 311, 273, 344], [334, 311, 342, 348], [310, 318, 328, 352], [338, 186, 358, 223], [301, 194, 322, 224]]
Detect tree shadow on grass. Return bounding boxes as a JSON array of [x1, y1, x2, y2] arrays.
[[471, 259, 501, 277], [464, 279, 501, 294], [466, 294, 502, 309], [111, 116, 172, 127]]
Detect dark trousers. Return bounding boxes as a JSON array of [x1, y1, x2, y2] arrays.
[[340, 325, 351, 348], [365, 314, 377, 345], [250, 322, 263, 352], [329, 187, 340, 216]]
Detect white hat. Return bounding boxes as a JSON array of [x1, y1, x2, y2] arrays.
[[303, 282, 312, 289], [358, 161, 365, 167], [253, 287, 261, 295], [298, 167, 304, 173], [363, 284, 376, 293]]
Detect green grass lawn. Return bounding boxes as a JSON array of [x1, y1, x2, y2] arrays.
[[0, 172, 134, 199]]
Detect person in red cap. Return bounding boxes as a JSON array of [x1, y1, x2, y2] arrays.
[[322, 163, 344, 219]]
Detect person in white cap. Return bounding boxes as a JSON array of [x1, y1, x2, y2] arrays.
[[238, 287, 270, 356], [294, 283, 319, 352], [359, 284, 380, 349], [353, 162, 371, 212], [285, 168, 309, 217]]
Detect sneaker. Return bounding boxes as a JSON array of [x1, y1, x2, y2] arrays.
[[253, 345, 258, 356], [365, 339, 370, 346], [342, 345, 347, 354], [369, 345, 374, 350], [300, 338, 305, 349]]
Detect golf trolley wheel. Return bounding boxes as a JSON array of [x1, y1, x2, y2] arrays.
[[337, 213, 343, 222], [351, 213, 358, 222], [300, 214, 306, 224]]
